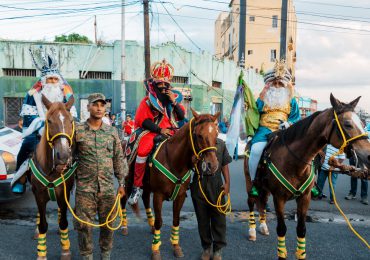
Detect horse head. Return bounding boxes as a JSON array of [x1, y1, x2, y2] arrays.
[[190, 108, 220, 175], [42, 94, 75, 172], [328, 93, 370, 169]]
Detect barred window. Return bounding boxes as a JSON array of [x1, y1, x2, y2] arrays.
[[172, 76, 188, 84], [3, 68, 36, 77], [4, 97, 23, 126], [212, 81, 222, 88], [79, 71, 112, 80]]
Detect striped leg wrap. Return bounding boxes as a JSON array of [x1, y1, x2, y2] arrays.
[[170, 226, 180, 245], [259, 209, 267, 224], [60, 228, 70, 251], [152, 230, 162, 251], [146, 208, 155, 227], [121, 209, 128, 228], [277, 236, 287, 258], [295, 237, 306, 259], [249, 211, 256, 229], [37, 233, 47, 257], [57, 208, 61, 224]]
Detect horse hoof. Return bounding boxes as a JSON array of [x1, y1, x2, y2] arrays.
[[259, 223, 270, 236], [121, 227, 128, 236], [173, 245, 184, 258], [248, 228, 256, 241], [151, 251, 161, 260], [61, 250, 71, 260]]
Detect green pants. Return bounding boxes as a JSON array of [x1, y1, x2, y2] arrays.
[[190, 181, 227, 252], [74, 191, 116, 256]]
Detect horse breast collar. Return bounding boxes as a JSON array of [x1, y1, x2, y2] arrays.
[[30, 158, 77, 201]]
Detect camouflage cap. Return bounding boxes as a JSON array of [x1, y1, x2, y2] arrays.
[[88, 93, 106, 104]]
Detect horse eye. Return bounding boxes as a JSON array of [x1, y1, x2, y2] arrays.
[[344, 123, 353, 129], [47, 119, 52, 124]]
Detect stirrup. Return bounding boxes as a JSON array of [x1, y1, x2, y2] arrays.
[[311, 186, 320, 198], [12, 183, 25, 194]]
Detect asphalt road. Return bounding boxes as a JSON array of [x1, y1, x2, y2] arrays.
[[0, 159, 369, 259]]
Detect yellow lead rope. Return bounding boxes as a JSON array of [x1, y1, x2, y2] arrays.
[[328, 111, 370, 249], [189, 117, 232, 215], [61, 173, 123, 231]]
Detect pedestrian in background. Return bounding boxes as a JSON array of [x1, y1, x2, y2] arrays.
[[122, 114, 135, 136], [74, 93, 126, 260], [190, 124, 231, 260], [317, 144, 346, 204], [218, 116, 229, 134]]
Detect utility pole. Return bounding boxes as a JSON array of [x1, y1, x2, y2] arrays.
[[238, 0, 246, 68], [120, 0, 126, 119], [94, 15, 97, 44], [143, 0, 151, 79]]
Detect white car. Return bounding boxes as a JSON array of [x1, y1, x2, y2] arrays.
[[0, 126, 23, 201]]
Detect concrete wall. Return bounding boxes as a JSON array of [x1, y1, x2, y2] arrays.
[[0, 40, 264, 125]]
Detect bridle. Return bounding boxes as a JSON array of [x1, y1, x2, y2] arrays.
[[45, 119, 75, 149], [328, 111, 368, 166], [44, 118, 75, 170], [189, 117, 217, 175]]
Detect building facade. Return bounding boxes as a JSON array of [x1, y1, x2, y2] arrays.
[[214, 0, 297, 81], [296, 96, 318, 118], [0, 40, 265, 126]]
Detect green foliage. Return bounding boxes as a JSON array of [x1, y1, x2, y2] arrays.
[[54, 33, 92, 44]]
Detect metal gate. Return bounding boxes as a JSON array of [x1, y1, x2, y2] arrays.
[[4, 98, 22, 126]]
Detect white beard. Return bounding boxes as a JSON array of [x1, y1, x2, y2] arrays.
[[41, 83, 64, 103], [263, 87, 291, 109]]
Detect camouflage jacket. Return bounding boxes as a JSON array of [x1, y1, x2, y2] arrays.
[[75, 121, 125, 194]]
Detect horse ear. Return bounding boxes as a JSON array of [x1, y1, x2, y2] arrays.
[[42, 94, 52, 110], [191, 107, 199, 119], [212, 111, 221, 122], [65, 96, 75, 111], [349, 96, 361, 109], [330, 93, 342, 111]]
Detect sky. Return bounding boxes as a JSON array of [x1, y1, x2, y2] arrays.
[[0, 0, 370, 112]]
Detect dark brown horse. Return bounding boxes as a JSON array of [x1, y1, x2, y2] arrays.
[[244, 94, 370, 259], [30, 95, 75, 260], [121, 109, 220, 260]]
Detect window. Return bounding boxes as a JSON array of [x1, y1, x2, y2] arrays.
[[248, 50, 253, 55], [212, 81, 222, 88], [4, 97, 23, 126], [272, 15, 278, 28], [3, 68, 36, 77], [249, 16, 255, 22], [79, 71, 112, 80], [172, 76, 188, 84], [270, 49, 277, 61]]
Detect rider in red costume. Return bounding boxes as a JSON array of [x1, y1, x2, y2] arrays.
[[128, 59, 185, 205]]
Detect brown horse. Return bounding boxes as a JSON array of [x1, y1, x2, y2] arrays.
[[244, 94, 370, 259], [30, 95, 75, 260], [121, 109, 220, 260]]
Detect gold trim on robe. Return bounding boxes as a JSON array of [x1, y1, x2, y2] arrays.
[[259, 104, 291, 131]]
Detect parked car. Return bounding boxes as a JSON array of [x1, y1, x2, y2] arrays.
[[0, 123, 23, 201]]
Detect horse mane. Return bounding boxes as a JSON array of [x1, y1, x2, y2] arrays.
[[276, 109, 331, 143], [36, 102, 68, 171]]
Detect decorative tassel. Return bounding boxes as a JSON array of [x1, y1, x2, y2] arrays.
[[146, 208, 155, 227], [295, 237, 306, 259], [60, 228, 70, 251], [249, 211, 256, 229], [170, 226, 180, 245], [152, 230, 162, 251], [37, 233, 47, 257], [277, 236, 287, 258]]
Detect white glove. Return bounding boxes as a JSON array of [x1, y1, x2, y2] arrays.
[[278, 121, 290, 130]]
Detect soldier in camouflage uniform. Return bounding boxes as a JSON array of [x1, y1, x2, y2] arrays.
[[74, 93, 126, 260]]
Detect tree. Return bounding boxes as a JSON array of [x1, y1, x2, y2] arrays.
[[54, 33, 92, 44]]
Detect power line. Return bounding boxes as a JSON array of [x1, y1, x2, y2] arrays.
[[155, 1, 370, 34], [159, 1, 203, 52]]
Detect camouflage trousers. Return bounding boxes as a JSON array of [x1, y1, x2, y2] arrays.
[[74, 191, 116, 256]]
